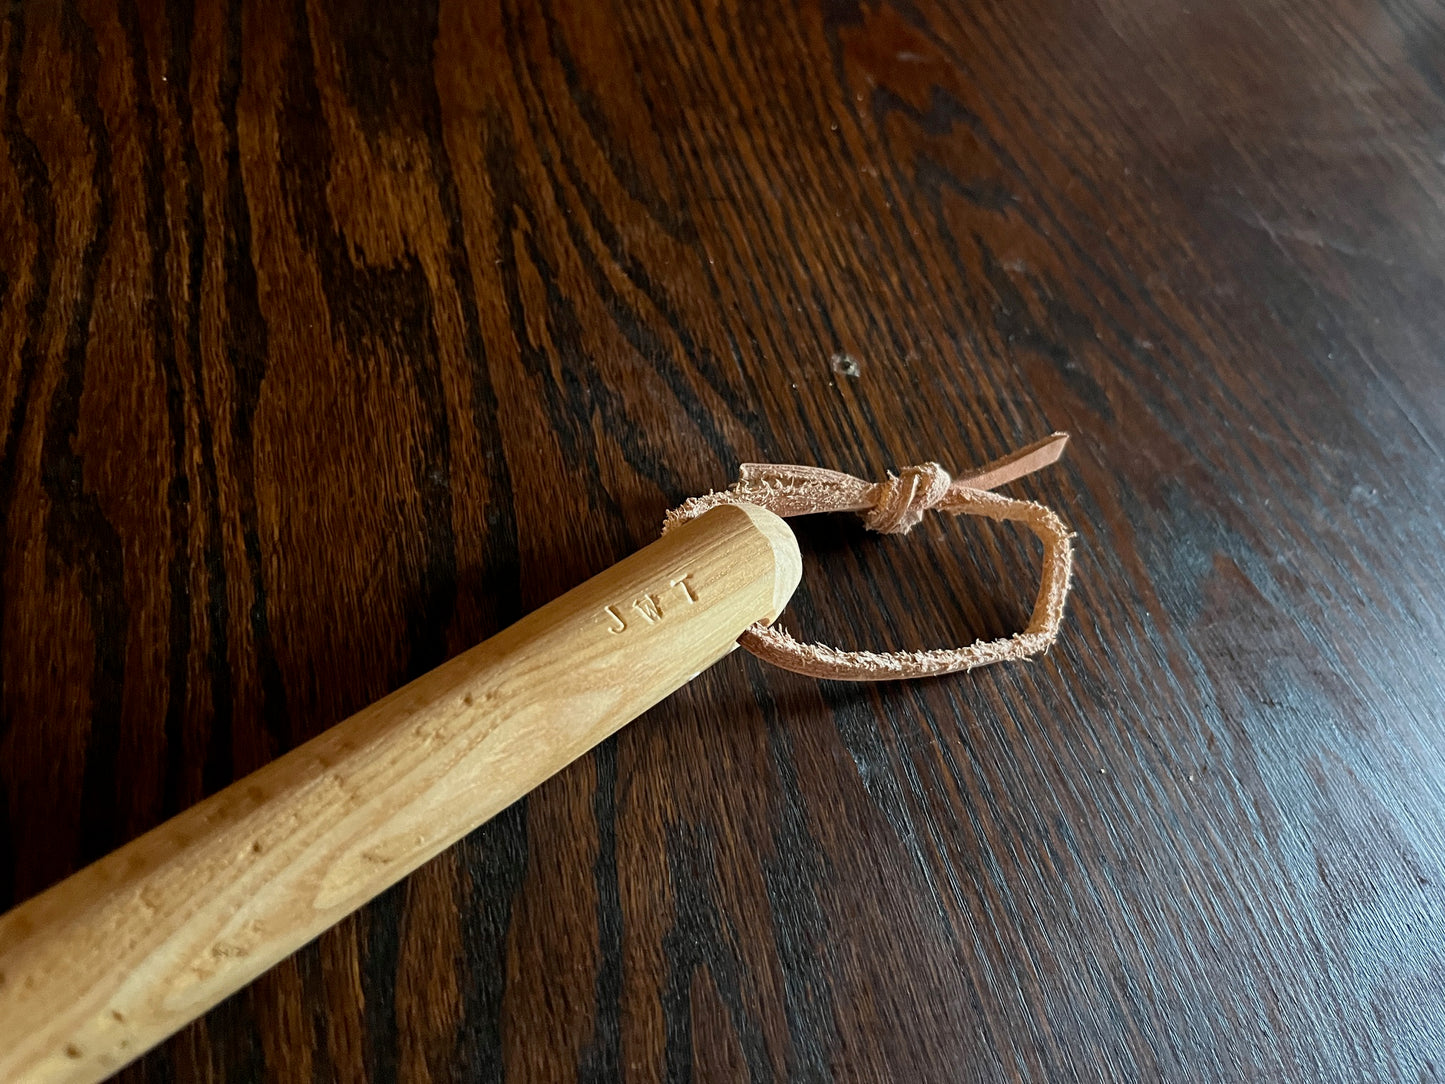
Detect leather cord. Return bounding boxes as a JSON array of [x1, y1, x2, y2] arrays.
[[664, 434, 1074, 681]]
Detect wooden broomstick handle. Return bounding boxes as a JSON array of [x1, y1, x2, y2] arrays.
[[0, 503, 801, 1084]]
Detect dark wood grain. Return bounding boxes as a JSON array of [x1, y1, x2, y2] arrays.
[[3, 0, 1444, 1078]]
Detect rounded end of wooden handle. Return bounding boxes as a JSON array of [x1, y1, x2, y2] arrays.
[[725, 501, 802, 623]]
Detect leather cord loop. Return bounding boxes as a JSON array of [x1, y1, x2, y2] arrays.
[[663, 433, 1075, 681]]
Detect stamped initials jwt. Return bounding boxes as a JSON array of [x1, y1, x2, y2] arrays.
[[604, 574, 697, 634]]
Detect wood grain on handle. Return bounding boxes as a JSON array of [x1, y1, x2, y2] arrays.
[[0, 503, 801, 1084]]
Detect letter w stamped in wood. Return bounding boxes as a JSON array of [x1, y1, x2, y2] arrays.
[[604, 574, 697, 634]]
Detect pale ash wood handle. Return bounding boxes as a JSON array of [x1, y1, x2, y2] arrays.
[[0, 503, 801, 1083]]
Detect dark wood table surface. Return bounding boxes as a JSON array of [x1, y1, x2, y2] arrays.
[[4, 0, 1444, 1079]]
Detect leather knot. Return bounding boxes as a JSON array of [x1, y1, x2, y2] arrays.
[[863, 463, 953, 534]]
